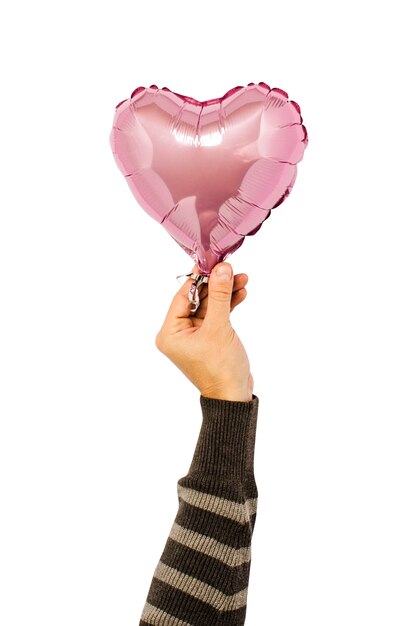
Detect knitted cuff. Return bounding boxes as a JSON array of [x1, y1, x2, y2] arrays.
[[187, 394, 259, 480]]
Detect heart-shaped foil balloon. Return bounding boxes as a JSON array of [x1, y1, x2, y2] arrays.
[[109, 81, 308, 276]]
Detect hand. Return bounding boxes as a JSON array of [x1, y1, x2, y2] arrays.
[[155, 262, 254, 402]]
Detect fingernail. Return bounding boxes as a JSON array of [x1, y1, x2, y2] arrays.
[[216, 265, 232, 280]]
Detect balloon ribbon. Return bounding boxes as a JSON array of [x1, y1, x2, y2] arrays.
[[176, 272, 209, 314]]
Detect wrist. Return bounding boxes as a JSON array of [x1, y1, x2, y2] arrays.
[[200, 386, 253, 403]]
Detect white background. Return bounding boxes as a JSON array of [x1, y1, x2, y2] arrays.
[[0, 1, 416, 624]]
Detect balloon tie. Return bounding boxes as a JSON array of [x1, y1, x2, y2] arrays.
[[176, 272, 209, 314]]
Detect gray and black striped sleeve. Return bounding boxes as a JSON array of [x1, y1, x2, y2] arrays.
[[139, 394, 259, 626]]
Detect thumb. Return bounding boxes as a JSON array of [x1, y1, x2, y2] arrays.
[[204, 263, 234, 330]]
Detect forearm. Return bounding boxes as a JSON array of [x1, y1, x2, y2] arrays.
[[139, 394, 259, 626]]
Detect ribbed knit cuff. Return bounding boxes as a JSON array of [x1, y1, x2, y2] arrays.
[[187, 394, 259, 480]]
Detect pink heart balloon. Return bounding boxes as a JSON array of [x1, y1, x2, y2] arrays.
[[110, 82, 308, 275]]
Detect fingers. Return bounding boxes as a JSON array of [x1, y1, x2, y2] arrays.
[[230, 285, 248, 312], [195, 274, 248, 318], [163, 263, 248, 327], [203, 263, 235, 331]]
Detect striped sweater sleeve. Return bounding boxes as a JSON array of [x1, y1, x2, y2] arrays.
[[139, 393, 259, 626]]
